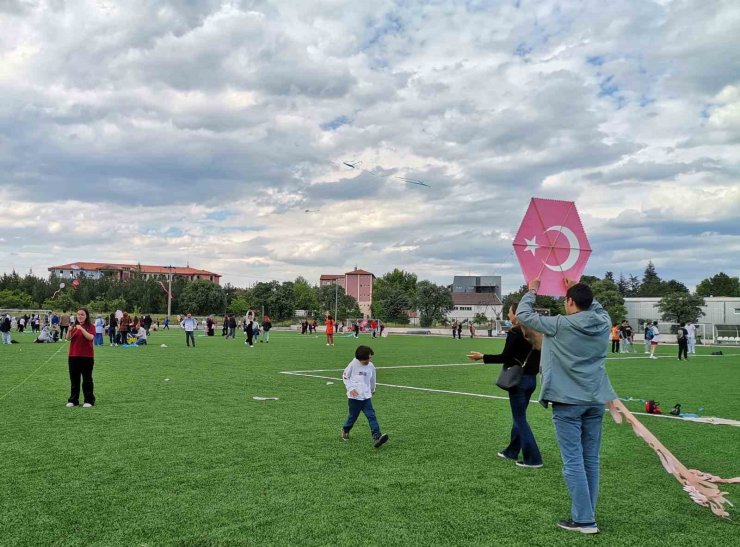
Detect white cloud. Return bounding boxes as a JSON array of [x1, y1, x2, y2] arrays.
[[0, 0, 738, 294]]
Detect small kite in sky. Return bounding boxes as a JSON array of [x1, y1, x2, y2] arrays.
[[513, 197, 591, 297], [342, 160, 430, 187]]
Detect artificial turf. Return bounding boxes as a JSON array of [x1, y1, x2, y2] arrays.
[[1, 329, 738, 546]]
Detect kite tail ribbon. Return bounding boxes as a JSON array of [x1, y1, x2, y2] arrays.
[[159, 281, 174, 301], [608, 399, 738, 519]]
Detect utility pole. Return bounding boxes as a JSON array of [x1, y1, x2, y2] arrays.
[[167, 266, 173, 320], [334, 282, 338, 320]]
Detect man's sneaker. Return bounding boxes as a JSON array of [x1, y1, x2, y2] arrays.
[[65, 402, 76, 408], [340, 429, 349, 440], [82, 403, 93, 408], [496, 451, 516, 461], [650, 355, 658, 359], [516, 461, 543, 468], [557, 520, 599, 534], [373, 433, 389, 448]]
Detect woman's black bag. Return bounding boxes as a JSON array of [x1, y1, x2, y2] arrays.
[[496, 349, 533, 391]]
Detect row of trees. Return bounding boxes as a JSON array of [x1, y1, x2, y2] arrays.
[[0, 264, 736, 326]]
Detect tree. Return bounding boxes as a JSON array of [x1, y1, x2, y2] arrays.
[[637, 261, 663, 296], [0, 289, 34, 309], [414, 281, 453, 327], [581, 276, 627, 324], [502, 285, 562, 317], [627, 274, 641, 297], [293, 277, 319, 314], [372, 269, 417, 322], [617, 273, 629, 296], [695, 272, 740, 297], [472, 312, 489, 326], [657, 293, 706, 324], [374, 286, 411, 324], [227, 296, 250, 316], [663, 279, 689, 294], [178, 280, 227, 315]]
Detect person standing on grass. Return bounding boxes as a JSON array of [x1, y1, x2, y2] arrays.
[[677, 322, 689, 361], [0, 314, 11, 344], [648, 321, 660, 360], [181, 313, 197, 348], [341, 345, 389, 448], [457, 321, 463, 340], [468, 301, 543, 468], [59, 311, 70, 340], [643, 322, 652, 353], [610, 324, 620, 354], [686, 321, 696, 354], [118, 312, 130, 346], [227, 315, 237, 340], [325, 314, 335, 346], [516, 278, 616, 535], [245, 318, 255, 347], [94, 315, 105, 346], [66, 308, 96, 408], [262, 315, 272, 343], [451, 320, 458, 339]]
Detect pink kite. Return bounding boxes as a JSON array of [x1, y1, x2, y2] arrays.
[[513, 198, 591, 296]]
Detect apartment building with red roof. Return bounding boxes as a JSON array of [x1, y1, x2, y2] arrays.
[[48, 262, 221, 285], [320, 268, 374, 317]]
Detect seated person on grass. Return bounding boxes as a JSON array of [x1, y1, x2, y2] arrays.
[[135, 325, 148, 345], [35, 325, 54, 343]]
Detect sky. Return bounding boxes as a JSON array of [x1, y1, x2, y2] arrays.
[[0, 0, 738, 294]]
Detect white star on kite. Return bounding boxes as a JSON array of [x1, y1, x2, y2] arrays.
[[524, 236, 539, 255]]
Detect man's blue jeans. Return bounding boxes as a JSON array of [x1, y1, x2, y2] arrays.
[[343, 398, 381, 438], [501, 374, 542, 465], [552, 404, 604, 524]]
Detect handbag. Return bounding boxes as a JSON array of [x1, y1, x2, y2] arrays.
[[496, 349, 533, 391]]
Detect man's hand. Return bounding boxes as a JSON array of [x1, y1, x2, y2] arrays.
[[528, 278, 540, 291], [467, 351, 484, 361], [349, 389, 359, 397]]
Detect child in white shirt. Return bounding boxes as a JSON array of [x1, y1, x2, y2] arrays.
[[341, 345, 389, 448]]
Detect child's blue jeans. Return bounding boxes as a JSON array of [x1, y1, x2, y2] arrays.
[[343, 398, 381, 438]]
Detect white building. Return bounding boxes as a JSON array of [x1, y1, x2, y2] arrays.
[[447, 292, 503, 325], [624, 297, 740, 342]]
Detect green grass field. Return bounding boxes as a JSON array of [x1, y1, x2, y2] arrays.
[[1, 330, 738, 546]]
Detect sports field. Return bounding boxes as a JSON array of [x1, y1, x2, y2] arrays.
[[1, 329, 738, 545]]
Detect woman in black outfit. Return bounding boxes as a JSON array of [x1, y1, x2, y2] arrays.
[[468, 302, 543, 468]]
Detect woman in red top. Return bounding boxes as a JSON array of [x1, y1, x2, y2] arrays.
[[325, 314, 335, 347], [66, 308, 96, 408]]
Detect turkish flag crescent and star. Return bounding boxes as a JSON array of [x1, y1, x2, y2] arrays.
[[512, 198, 591, 297]]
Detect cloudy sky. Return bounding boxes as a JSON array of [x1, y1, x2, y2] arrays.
[[1, 0, 738, 293]]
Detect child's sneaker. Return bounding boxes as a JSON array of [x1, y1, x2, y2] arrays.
[[373, 433, 389, 448], [340, 429, 349, 440]]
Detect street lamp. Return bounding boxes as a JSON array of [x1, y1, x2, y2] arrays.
[[334, 282, 338, 321]]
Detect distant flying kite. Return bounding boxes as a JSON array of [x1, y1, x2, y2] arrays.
[[342, 160, 430, 187], [512, 197, 591, 296]]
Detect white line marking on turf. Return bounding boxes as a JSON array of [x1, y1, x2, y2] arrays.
[[281, 360, 740, 426], [0, 344, 65, 401]]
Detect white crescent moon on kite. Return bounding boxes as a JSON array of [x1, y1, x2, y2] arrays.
[[342, 160, 430, 188]]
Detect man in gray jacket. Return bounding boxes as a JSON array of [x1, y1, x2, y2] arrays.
[[516, 278, 616, 535]]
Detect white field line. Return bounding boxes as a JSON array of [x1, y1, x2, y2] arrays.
[[280, 358, 740, 426], [0, 344, 66, 401]]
